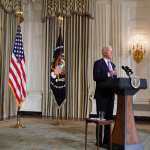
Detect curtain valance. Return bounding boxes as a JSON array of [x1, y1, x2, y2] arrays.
[[0, 0, 21, 14], [42, 0, 95, 20]]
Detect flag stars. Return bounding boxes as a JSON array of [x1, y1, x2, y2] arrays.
[[13, 41, 24, 60]]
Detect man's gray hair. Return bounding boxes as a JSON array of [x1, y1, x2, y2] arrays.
[[102, 46, 112, 52]]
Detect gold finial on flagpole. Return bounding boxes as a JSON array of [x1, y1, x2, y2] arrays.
[[15, 0, 24, 24], [58, 15, 63, 28], [16, 10, 24, 24]]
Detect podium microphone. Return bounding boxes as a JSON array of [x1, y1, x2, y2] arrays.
[[121, 65, 126, 71], [121, 65, 133, 77]]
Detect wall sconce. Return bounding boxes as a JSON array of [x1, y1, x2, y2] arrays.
[[129, 35, 146, 63]]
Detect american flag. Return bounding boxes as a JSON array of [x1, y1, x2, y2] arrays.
[[8, 25, 27, 105]]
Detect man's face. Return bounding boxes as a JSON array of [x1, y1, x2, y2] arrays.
[[103, 48, 112, 59]]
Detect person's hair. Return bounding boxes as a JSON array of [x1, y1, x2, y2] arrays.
[[102, 46, 112, 57]]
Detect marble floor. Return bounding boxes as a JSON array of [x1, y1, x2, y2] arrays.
[[0, 117, 149, 150]]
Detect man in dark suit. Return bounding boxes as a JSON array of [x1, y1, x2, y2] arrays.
[[93, 46, 117, 148]]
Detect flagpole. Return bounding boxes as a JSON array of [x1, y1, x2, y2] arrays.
[[52, 106, 64, 125], [54, 107, 61, 125], [13, 8, 25, 128], [50, 16, 65, 125], [14, 104, 25, 128], [57, 15, 64, 125]]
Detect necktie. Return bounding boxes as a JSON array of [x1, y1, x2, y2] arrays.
[[108, 61, 113, 71]]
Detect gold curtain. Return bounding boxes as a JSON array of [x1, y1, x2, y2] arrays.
[[0, 3, 17, 119], [42, 0, 95, 119], [65, 15, 90, 118], [42, 18, 60, 117]]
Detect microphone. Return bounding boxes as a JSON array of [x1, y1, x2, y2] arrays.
[[124, 66, 133, 74], [121, 65, 133, 77], [121, 65, 126, 71]]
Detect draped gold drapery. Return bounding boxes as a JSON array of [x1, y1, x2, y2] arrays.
[[0, 1, 20, 119], [42, 0, 94, 20], [0, 0, 21, 13], [42, 0, 95, 119]]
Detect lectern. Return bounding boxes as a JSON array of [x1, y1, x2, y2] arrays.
[[97, 78, 147, 150]]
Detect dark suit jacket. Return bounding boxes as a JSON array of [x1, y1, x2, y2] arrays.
[[93, 58, 116, 99]]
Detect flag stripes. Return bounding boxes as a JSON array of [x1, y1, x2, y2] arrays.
[[8, 25, 27, 104]]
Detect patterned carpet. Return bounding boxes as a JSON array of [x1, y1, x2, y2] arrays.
[[0, 118, 149, 150]]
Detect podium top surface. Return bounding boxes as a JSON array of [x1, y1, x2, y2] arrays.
[[97, 77, 147, 95]]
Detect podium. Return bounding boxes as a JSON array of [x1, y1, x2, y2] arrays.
[[97, 78, 147, 150]]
